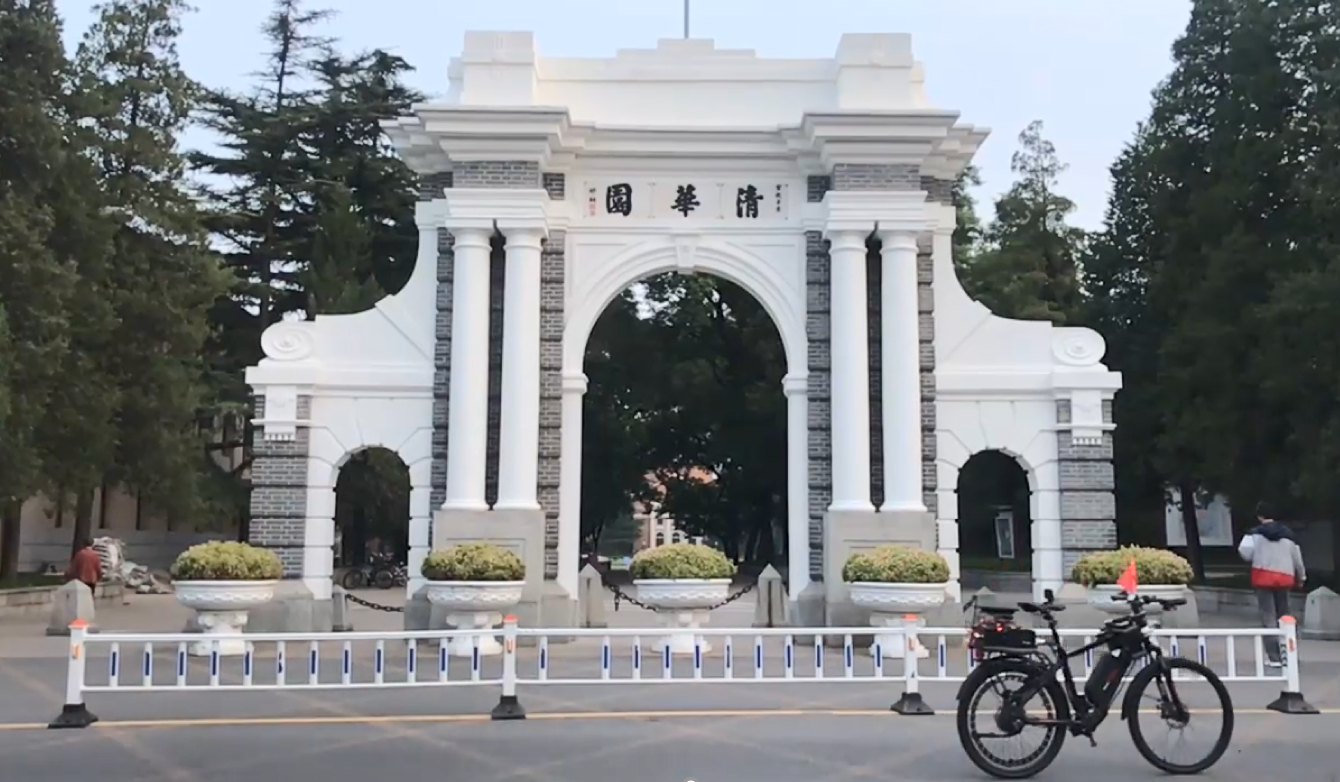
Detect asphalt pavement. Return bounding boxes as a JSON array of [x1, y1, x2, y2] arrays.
[[3, 709, 1338, 782]]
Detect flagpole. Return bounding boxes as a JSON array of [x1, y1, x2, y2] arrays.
[[683, 0, 690, 38]]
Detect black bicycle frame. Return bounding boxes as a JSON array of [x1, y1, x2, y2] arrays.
[[1003, 623, 1155, 734]]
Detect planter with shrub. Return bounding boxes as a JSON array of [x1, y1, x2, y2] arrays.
[[170, 541, 282, 656], [1071, 546, 1193, 615], [842, 545, 951, 660], [421, 543, 526, 657], [630, 543, 737, 654]]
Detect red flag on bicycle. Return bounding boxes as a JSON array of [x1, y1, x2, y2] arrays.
[[1115, 557, 1138, 593]]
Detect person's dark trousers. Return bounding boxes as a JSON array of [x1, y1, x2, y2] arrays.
[[1255, 587, 1290, 663]]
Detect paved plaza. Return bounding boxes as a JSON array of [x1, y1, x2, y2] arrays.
[[3, 594, 1340, 781]]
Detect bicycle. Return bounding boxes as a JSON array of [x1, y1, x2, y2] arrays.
[[956, 589, 1233, 779]]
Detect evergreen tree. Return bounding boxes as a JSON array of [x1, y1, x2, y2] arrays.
[[950, 164, 984, 274], [960, 121, 1087, 324], [300, 48, 422, 302], [74, 0, 228, 525], [0, 0, 114, 568], [190, 0, 331, 391], [0, 0, 80, 576]]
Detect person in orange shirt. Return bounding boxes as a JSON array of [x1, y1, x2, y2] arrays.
[[65, 538, 103, 596]]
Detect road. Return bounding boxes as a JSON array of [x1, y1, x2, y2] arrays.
[[3, 706, 1338, 782]]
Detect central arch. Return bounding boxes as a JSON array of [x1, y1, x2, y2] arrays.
[[556, 237, 810, 600], [562, 238, 807, 378]]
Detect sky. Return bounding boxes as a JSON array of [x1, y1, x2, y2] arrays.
[[54, 0, 1192, 229]]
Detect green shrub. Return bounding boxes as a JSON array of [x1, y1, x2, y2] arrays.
[[841, 545, 949, 583], [630, 543, 736, 580], [1070, 546, 1193, 587], [171, 541, 282, 581], [421, 543, 525, 581]]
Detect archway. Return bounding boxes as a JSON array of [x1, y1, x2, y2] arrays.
[[333, 447, 410, 591], [956, 450, 1033, 596], [579, 270, 791, 584]]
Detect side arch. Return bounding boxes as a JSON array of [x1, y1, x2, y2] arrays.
[[562, 237, 805, 376]]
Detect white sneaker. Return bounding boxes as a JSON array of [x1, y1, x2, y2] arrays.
[[1266, 659, 1283, 669]]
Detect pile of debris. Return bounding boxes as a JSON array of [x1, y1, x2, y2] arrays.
[[93, 536, 173, 594]]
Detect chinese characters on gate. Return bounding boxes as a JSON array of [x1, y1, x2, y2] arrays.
[[593, 181, 783, 219]]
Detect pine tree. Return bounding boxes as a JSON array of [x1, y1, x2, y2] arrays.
[[74, 0, 229, 524], [960, 121, 1087, 324], [0, 0, 110, 572], [190, 0, 331, 384], [301, 49, 422, 302]]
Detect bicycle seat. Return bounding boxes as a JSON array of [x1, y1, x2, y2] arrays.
[[1018, 601, 1065, 614], [976, 605, 1018, 617]]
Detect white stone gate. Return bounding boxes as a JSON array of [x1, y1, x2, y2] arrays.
[[243, 32, 1121, 631]]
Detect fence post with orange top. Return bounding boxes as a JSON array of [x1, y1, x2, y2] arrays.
[[890, 614, 934, 715], [490, 614, 525, 720], [48, 619, 98, 728], [1266, 615, 1318, 714]]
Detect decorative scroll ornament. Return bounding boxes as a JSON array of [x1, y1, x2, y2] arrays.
[[260, 322, 315, 362], [1051, 328, 1106, 367]]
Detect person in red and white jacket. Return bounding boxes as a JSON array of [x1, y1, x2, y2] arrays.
[[1237, 502, 1306, 667]]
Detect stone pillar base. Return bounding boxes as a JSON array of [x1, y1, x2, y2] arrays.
[[425, 507, 573, 642], [821, 509, 938, 646], [247, 580, 333, 633]]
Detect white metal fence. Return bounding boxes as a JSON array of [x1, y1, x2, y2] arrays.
[[48, 616, 1316, 727]]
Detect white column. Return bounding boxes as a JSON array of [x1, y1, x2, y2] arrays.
[[783, 373, 811, 596], [827, 230, 874, 511], [555, 372, 587, 598], [495, 228, 545, 510], [405, 485, 432, 598], [879, 230, 927, 512], [443, 226, 492, 510]]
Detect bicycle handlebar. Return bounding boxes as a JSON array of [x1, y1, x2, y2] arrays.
[[1110, 591, 1188, 611]]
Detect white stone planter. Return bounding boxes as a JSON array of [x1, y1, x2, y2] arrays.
[[633, 578, 732, 655], [1088, 584, 1188, 615], [174, 580, 278, 656], [848, 582, 948, 660], [424, 581, 524, 657]]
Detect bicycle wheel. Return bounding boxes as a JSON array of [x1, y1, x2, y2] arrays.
[[1126, 656, 1233, 774], [372, 569, 395, 590], [341, 569, 366, 590], [956, 658, 1068, 779]]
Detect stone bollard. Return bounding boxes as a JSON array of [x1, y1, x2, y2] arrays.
[[46, 582, 96, 637], [331, 585, 354, 632], [1302, 587, 1340, 641], [752, 565, 787, 628], [578, 564, 608, 628]]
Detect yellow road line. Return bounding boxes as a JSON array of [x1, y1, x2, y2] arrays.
[[1, 706, 1337, 731]]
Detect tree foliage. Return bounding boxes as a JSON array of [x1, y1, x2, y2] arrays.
[[959, 121, 1087, 324]]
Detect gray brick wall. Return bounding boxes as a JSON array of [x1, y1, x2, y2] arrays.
[[427, 174, 456, 512], [542, 173, 566, 201], [484, 237, 506, 506], [538, 226, 565, 579], [805, 230, 831, 580], [417, 171, 453, 201], [807, 175, 831, 203], [452, 161, 541, 189], [832, 164, 920, 191], [866, 243, 883, 509], [919, 176, 948, 518], [249, 395, 313, 577], [1055, 400, 1118, 574]]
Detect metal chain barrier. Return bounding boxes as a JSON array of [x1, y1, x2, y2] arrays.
[[604, 579, 757, 612], [344, 592, 405, 613]]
